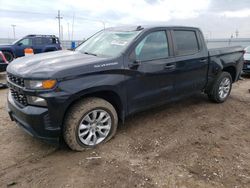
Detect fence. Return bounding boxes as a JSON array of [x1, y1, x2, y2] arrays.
[[206, 38, 250, 49], [1, 38, 250, 49]]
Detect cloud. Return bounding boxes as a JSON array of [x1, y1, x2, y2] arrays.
[[0, 0, 250, 39], [219, 9, 250, 18], [61, 0, 210, 22], [209, 0, 250, 11]]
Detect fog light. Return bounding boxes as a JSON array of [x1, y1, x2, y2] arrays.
[[27, 96, 47, 107]]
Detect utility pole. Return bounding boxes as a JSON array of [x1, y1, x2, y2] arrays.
[[11, 25, 16, 39], [101, 21, 106, 30], [67, 22, 70, 41], [235, 29, 239, 38], [208, 31, 212, 39], [61, 25, 63, 40], [56, 10, 63, 39], [71, 13, 75, 41]]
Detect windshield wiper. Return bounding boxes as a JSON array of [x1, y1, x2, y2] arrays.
[[83, 51, 97, 56]]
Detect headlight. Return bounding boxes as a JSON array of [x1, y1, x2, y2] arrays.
[[25, 80, 57, 90], [27, 96, 47, 107]]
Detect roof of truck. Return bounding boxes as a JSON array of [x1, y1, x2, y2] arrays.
[[106, 25, 200, 32], [25, 35, 58, 38]]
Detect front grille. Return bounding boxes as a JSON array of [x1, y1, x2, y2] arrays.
[[7, 74, 25, 87], [10, 89, 28, 106]]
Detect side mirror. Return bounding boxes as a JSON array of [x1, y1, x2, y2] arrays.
[[17, 43, 23, 46], [128, 50, 141, 68]]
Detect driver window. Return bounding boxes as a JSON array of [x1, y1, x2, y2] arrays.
[[135, 31, 169, 61], [18, 38, 32, 46]]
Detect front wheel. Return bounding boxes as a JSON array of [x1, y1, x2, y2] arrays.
[[63, 97, 118, 151], [2, 51, 14, 62], [207, 72, 232, 103]]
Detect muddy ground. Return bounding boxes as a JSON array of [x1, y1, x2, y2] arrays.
[[0, 72, 249, 188]]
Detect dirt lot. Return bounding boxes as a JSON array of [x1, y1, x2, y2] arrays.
[[0, 72, 249, 188]]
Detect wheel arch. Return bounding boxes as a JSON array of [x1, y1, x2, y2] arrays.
[[2, 49, 15, 61], [222, 66, 236, 82], [63, 89, 125, 125]]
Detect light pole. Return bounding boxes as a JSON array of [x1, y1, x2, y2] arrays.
[[11, 25, 16, 39], [67, 22, 70, 41], [56, 10, 63, 39], [101, 21, 106, 30]]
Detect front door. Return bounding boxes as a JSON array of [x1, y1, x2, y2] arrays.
[[15, 38, 33, 57], [126, 30, 176, 114]]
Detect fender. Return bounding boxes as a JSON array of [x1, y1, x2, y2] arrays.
[[0, 46, 15, 56]]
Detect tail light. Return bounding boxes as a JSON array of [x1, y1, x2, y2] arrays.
[[0, 51, 8, 64]]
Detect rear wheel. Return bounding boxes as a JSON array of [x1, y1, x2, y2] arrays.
[[2, 51, 14, 62], [63, 97, 118, 151], [207, 72, 232, 103]]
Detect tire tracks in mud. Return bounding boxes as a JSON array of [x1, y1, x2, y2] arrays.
[[0, 146, 59, 179]]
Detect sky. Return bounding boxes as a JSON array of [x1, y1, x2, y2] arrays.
[[0, 0, 250, 40]]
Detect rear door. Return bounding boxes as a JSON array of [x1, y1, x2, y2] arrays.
[[32, 37, 44, 54], [171, 29, 209, 96], [126, 30, 176, 114]]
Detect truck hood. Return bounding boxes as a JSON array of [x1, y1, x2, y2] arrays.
[[7, 50, 119, 79], [244, 53, 250, 61], [0, 44, 13, 49]]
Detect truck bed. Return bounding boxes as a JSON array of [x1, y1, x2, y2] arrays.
[[208, 46, 244, 56], [207, 46, 244, 84]]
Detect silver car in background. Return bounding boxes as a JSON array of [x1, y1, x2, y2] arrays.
[[243, 46, 250, 73]]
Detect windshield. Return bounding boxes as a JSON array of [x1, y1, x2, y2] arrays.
[[76, 30, 141, 57], [12, 38, 21, 45], [245, 46, 250, 53]]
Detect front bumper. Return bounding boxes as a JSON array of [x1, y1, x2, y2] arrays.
[[7, 92, 61, 144], [243, 62, 250, 73]]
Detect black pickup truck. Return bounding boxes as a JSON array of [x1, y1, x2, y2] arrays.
[[7, 26, 244, 151]]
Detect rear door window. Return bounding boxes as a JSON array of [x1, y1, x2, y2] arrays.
[[42, 38, 50, 44], [33, 37, 43, 45], [173, 30, 199, 56]]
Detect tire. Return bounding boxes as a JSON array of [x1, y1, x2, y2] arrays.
[[2, 51, 14, 62], [207, 72, 232, 103], [63, 97, 118, 151]]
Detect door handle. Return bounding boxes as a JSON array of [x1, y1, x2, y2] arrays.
[[199, 59, 208, 63], [165, 63, 176, 70]]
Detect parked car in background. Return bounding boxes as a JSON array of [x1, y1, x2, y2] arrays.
[[6, 26, 244, 151], [0, 35, 62, 62], [243, 46, 250, 73], [0, 51, 8, 72]]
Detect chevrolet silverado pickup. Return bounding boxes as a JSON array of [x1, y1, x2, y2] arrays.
[[7, 26, 244, 151]]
